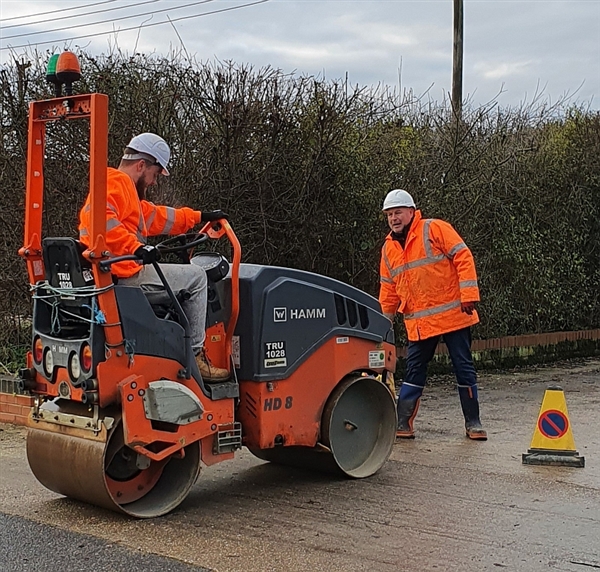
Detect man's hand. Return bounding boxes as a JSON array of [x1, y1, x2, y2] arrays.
[[134, 244, 161, 264], [200, 210, 229, 223], [461, 302, 477, 315]]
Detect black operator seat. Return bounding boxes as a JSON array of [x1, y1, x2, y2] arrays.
[[42, 237, 95, 293], [39, 238, 96, 335]]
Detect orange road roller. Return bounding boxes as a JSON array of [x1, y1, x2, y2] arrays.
[[17, 68, 397, 518]]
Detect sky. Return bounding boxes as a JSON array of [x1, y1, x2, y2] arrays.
[[1, 0, 599, 109]]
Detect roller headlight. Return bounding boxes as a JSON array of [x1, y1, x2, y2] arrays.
[[68, 351, 81, 381], [43, 348, 54, 378]]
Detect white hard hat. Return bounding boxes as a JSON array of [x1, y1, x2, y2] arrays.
[[382, 189, 415, 211], [124, 133, 170, 176]]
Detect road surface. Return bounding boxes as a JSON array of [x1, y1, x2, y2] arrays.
[[1, 359, 599, 572]]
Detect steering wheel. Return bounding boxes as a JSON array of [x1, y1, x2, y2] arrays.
[[156, 232, 209, 255]]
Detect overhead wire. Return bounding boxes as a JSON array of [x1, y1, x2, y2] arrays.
[[0, 0, 271, 51], [1, 0, 120, 23], [1, 0, 160, 31], [2, 0, 218, 40]]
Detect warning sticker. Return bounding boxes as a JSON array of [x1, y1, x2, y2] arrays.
[[264, 357, 287, 368], [33, 260, 43, 277], [232, 335, 240, 368], [368, 350, 385, 368]]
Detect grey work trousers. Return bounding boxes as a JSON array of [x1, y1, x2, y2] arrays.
[[119, 263, 208, 354]]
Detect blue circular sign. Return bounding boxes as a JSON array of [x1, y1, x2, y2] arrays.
[[538, 409, 569, 439]]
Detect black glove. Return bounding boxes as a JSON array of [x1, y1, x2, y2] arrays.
[[461, 302, 477, 315], [134, 244, 161, 264], [200, 210, 229, 223]]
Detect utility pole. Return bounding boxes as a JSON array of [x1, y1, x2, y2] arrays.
[[452, 0, 464, 119]]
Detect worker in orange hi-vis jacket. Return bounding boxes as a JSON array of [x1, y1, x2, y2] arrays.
[[379, 189, 487, 441], [78, 133, 229, 382]]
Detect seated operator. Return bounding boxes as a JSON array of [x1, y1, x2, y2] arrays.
[[78, 132, 229, 382]]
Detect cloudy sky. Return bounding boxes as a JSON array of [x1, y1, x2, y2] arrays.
[[1, 0, 599, 108]]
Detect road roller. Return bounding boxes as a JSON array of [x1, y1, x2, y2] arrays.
[[17, 70, 397, 518]]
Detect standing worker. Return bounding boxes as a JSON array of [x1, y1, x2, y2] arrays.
[[379, 189, 487, 440], [78, 132, 229, 382]]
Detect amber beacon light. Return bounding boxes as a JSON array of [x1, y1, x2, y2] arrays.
[[46, 51, 81, 97]]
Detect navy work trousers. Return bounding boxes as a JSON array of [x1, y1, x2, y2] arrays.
[[398, 326, 477, 401]]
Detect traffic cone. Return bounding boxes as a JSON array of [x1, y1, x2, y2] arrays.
[[522, 385, 584, 467]]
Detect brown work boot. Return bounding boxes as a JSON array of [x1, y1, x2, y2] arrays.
[[195, 349, 229, 382], [458, 386, 488, 440], [465, 421, 488, 440], [395, 398, 420, 441]]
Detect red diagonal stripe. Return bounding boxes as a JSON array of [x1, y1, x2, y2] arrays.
[[542, 413, 562, 434]]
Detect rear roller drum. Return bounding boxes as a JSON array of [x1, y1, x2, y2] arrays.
[[27, 402, 201, 518]]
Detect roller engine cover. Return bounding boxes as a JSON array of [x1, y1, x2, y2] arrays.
[[231, 264, 394, 381]]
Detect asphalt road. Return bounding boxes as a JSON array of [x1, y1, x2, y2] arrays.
[[0, 513, 209, 572], [1, 359, 600, 572]]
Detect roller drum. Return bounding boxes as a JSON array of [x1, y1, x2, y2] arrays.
[[250, 375, 397, 478], [26, 402, 201, 518]]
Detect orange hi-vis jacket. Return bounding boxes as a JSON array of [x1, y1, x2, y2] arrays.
[[379, 210, 480, 341], [78, 167, 201, 278]]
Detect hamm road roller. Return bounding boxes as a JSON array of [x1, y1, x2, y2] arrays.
[[18, 71, 397, 518]]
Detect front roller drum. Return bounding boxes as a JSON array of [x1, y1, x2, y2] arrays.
[[27, 405, 201, 518], [322, 374, 397, 477], [251, 375, 397, 478]]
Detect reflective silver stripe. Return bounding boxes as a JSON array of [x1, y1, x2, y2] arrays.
[[404, 254, 445, 271], [391, 254, 445, 277], [460, 280, 478, 289], [423, 219, 434, 258], [106, 218, 121, 231], [448, 242, 467, 258], [137, 211, 145, 242], [162, 207, 176, 234], [79, 229, 88, 237], [145, 206, 157, 231], [137, 210, 146, 243], [384, 239, 405, 277], [404, 300, 461, 320], [380, 276, 394, 284], [83, 204, 90, 213], [382, 245, 394, 275]]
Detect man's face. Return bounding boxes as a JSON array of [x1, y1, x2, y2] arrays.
[[135, 162, 162, 200], [385, 207, 415, 233]]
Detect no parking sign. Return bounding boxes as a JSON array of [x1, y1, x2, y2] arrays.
[[537, 409, 569, 439], [522, 385, 584, 467]]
